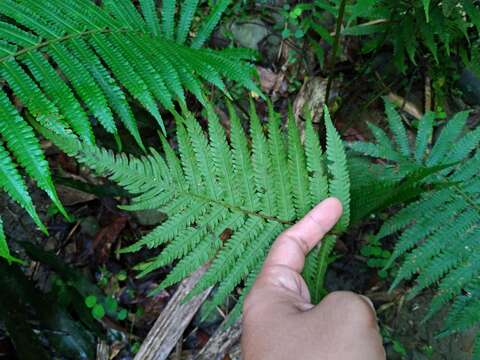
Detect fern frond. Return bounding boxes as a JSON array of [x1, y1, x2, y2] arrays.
[[441, 280, 480, 336], [426, 111, 469, 166], [324, 106, 350, 230], [59, 101, 347, 322], [0, 140, 45, 233], [414, 111, 435, 163], [162, 0, 176, 39], [304, 112, 328, 206], [191, 0, 230, 49], [0, 0, 258, 229], [177, 0, 200, 44], [250, 101, 277, 215], [384, 100, 410, 157], [207, 108, 237, 204], [139, 0, 161, 36], [358, 103, 480, 341], [287, 110, 310, 217], [267, 103, 294, 221], [366, 122, 402, 161], [228, 102, 258, 211], [0, 92, 68, 220]]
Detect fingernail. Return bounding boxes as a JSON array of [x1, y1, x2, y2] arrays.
[[359, 295, 376, 313]]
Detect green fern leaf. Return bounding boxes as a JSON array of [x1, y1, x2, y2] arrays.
[[139, 0, 161, 36], [250, 101, 277, 215], [324, 106, 350, 230], [0, 92, 68, 220], [267, 103, 294, 221], [0, 141, 45, 233], [228, 102, 259, 211], [191, 0, 230, 48], [384, 100, 410, 157], [177, 0, 200, 43], [304, 112, 328, 206], [1, 0, 259, 232], [162, 0, 176, 39], [427, 111, 469, 166], [414, 111, 435, 163], [207, 108, 237, 204], [287, 110, 310, 217], [355, 104, 480, 343]]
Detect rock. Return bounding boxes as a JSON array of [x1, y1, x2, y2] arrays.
[[230, 19, 269, 50]]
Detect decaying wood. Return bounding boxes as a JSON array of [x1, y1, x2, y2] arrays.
[[228, 343, 242, 360], [194, 319, 242, 360], [134, 266, 212, 360], [96, 340, 109, 360]]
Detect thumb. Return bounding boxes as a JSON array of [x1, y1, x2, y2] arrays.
[[244, 198, 343, 314]]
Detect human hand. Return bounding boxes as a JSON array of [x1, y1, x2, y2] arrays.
[[241, 198, 386, 360]]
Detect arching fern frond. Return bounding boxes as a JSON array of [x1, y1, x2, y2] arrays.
[[64, 102, 349, 321], [0, 0, 259, 231], [351, 102, 480, 342]]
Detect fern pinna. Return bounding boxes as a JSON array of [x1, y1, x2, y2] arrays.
[[54, 102, 350, 321], [350, 100, 480, 354], [0, 0, 259, 239]]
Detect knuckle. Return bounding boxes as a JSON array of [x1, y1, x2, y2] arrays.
[[277, 232, 309, 254]]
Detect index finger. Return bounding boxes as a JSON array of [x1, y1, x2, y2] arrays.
[[262, 197, 343, 274]]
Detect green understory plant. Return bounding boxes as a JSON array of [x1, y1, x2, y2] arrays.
[[350, 101, 480, 356], [291, 0, 479, 112], [0, 0, 259, 236], [43, 101, 351, 322]]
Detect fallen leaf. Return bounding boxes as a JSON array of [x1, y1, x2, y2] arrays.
[[57, 185, 97, 206], [257, 66, 287, 95], [93, 215, 128, 264]]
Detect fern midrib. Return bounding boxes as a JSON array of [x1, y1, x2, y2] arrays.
[[179, 188, 294, 225], [0, 27, 142, 63]]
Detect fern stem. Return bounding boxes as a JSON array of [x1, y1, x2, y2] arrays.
[[0, 27, 135, 63], [312, 234, 337, 304], [324, 0, 347, 105]]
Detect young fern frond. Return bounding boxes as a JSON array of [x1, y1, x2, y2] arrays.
[[0, 0, 259, 243], [63, 102, 349, 321], [351, 101, 480, 341]]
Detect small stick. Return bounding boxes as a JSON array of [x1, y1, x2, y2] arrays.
[[134, 266, 212, 360]]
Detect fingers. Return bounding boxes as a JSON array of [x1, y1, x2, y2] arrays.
[[262, 197, 343, 274]]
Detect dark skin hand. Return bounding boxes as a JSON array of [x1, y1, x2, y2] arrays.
[[241, 198, 386, 360]]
